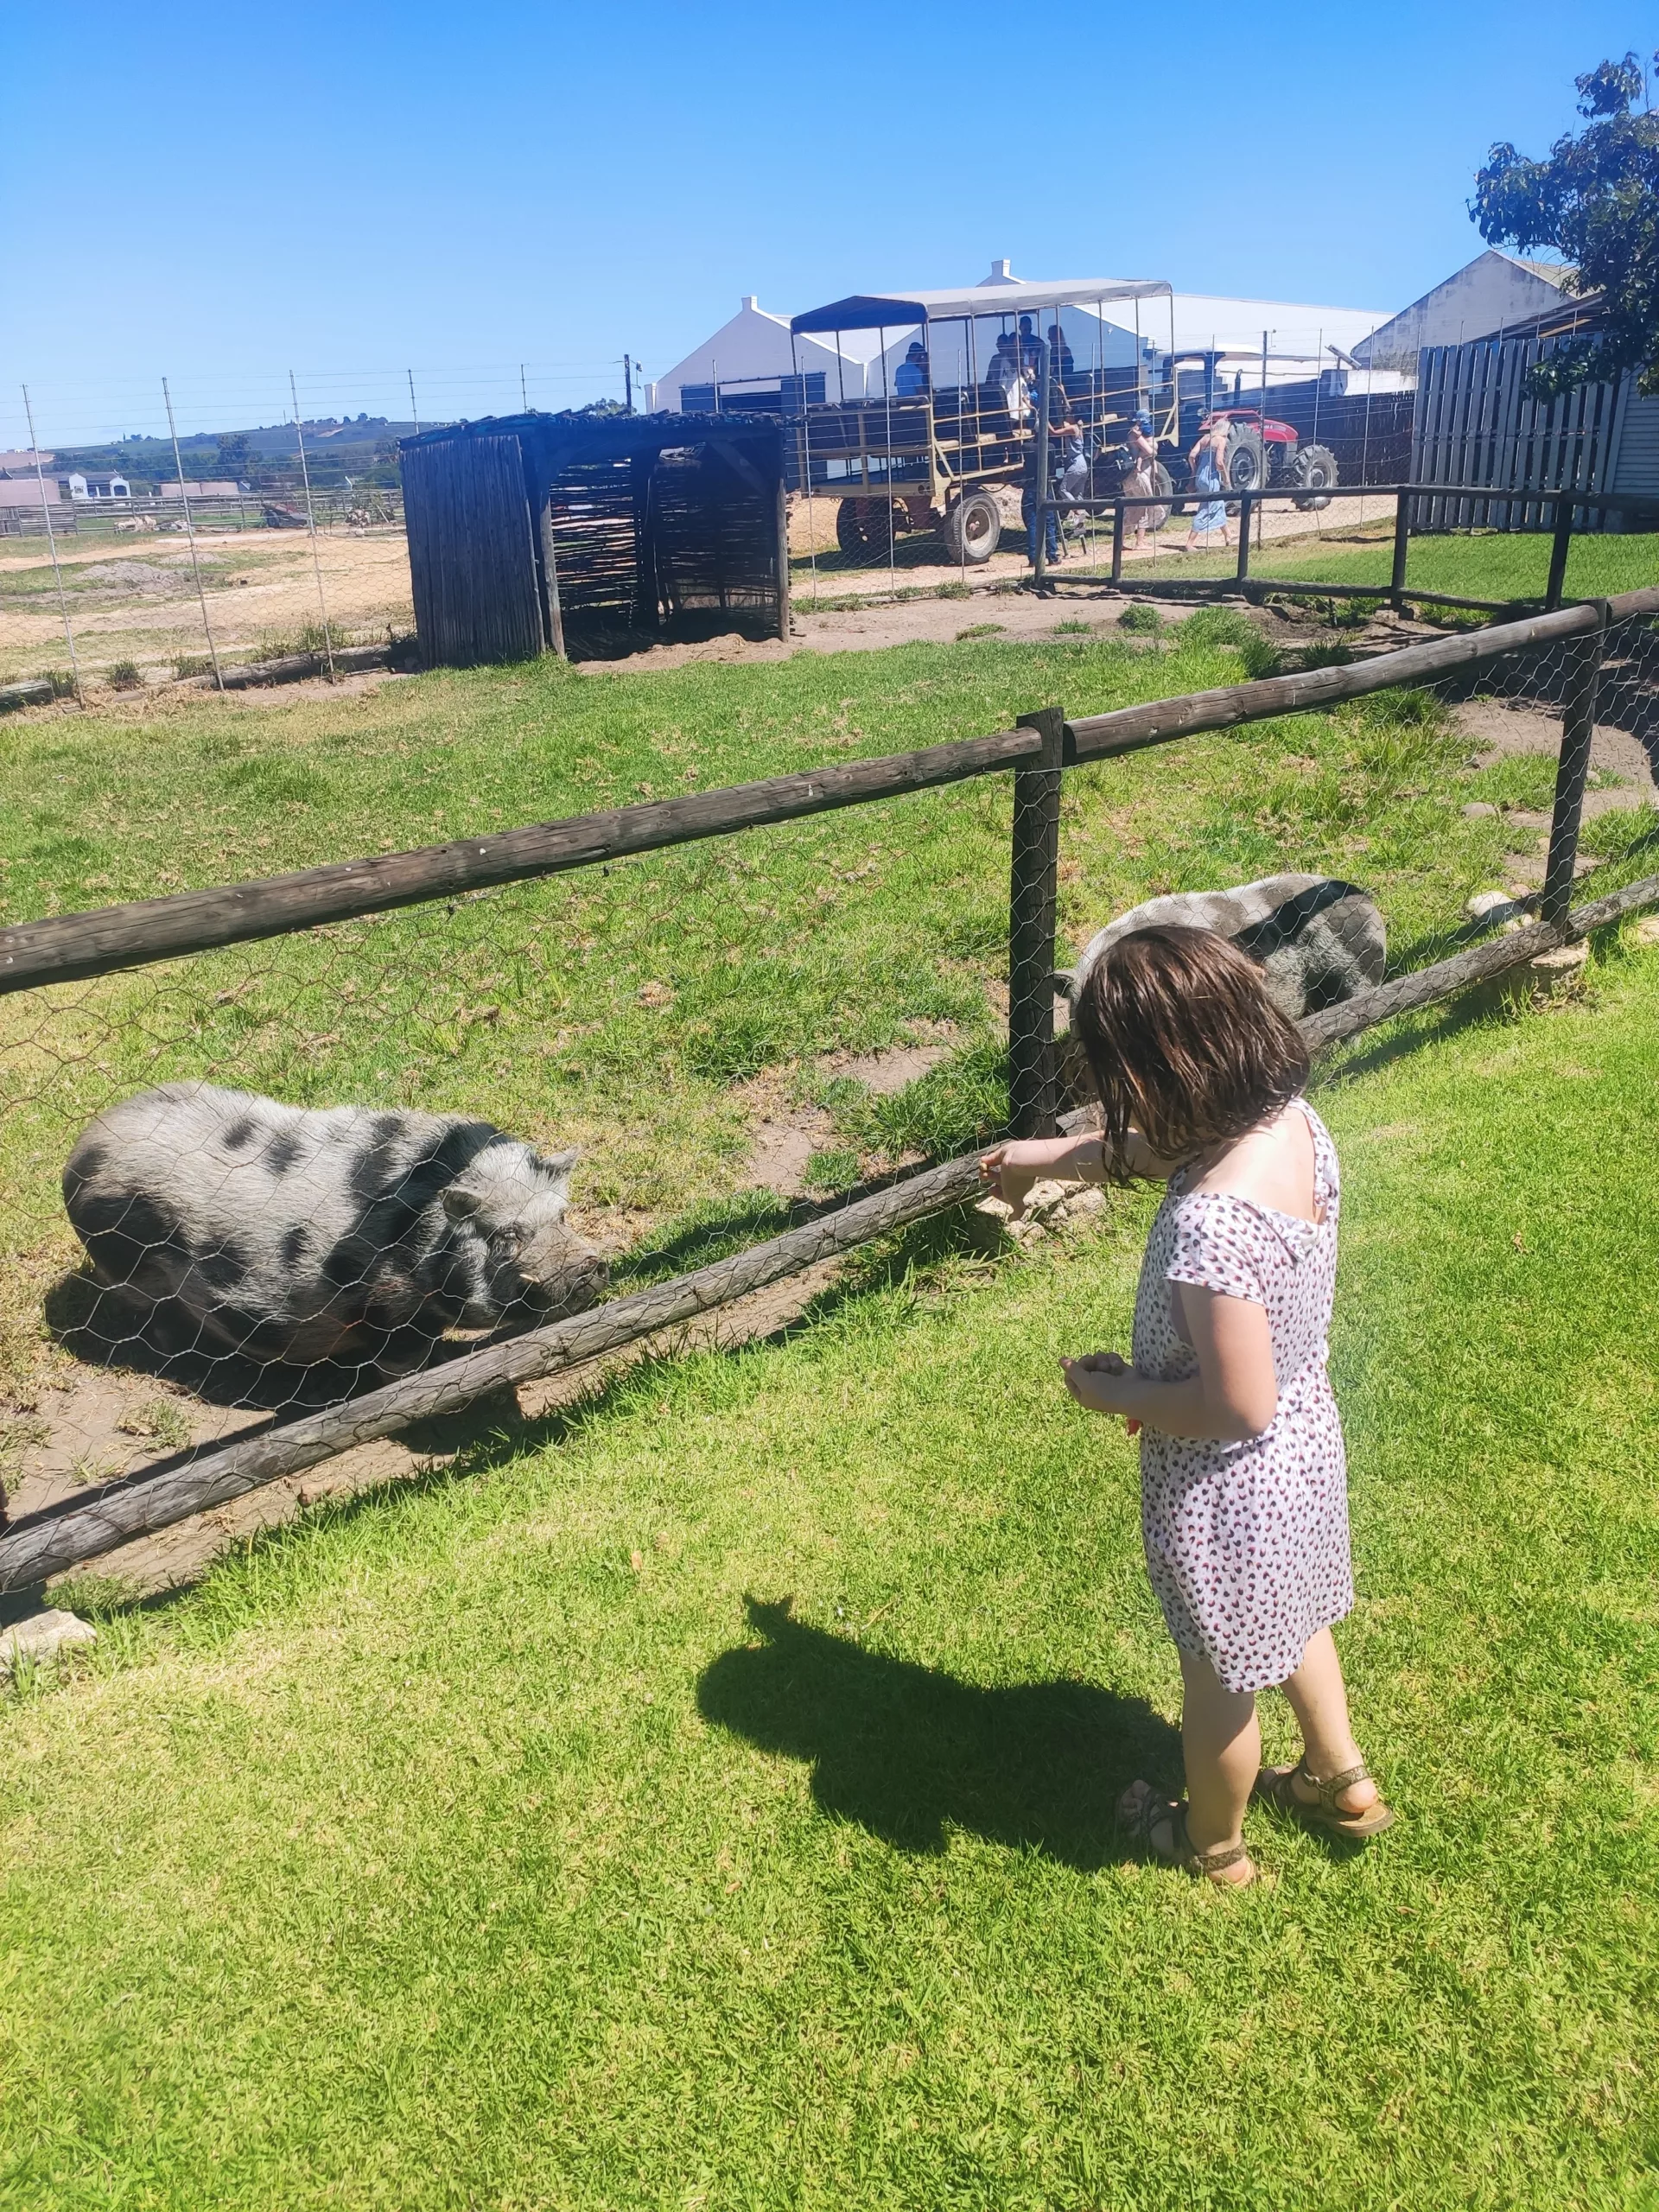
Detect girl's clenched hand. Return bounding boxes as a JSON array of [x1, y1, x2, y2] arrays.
[[1060, 1351, 1138, 1419]]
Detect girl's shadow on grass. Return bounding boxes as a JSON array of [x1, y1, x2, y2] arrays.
[[697, 1596, 1179, 1867]]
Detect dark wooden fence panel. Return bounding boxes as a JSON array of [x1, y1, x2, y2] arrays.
[[1413, 338, 1624, 532], [403, 434, 546, 667]]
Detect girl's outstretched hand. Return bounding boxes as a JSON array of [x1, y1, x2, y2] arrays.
[[1061, 1351, 1141, 1430], [978, 1141, 1048, 1220]]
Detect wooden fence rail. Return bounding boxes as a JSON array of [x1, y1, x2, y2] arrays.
[[4, 588, 1654, 997], [6, 857, 1656, 1596], [2, 584, 1657, 1592]]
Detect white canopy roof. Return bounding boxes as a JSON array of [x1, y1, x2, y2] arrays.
[[792, 276, 1171, 334]]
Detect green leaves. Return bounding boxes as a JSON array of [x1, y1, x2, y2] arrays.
[[1473, 53, 1659, 396]]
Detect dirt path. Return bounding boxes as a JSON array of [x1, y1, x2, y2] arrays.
[[2, 502, 1393, 690], [0, 525, 413, 685]]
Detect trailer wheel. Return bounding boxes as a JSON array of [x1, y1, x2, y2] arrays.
[[940, 489, 1004, 564], [836, 499, 895, 561], [1290, 442, 1338, 512]]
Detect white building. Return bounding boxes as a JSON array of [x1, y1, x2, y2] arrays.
[[1351, 251, 1573, 380], [651, 263, 1396, 410], [649, 297, 879, 414]]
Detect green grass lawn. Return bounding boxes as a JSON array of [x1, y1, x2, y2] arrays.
[[1137, 523, 1659, 605], [0, 630, 1549, 1363], [1, 934, 1656, 2209], [3, 619, 1654, 1402]]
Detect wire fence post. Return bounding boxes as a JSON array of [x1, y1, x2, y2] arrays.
[[162, 376, 225, 691], [1008, 706, 1065, 1139], [1033, 337, 1052, 590], [289, 370, 336, 680], [1541, 615, 1607, 931], [20, 385, 83, 704]]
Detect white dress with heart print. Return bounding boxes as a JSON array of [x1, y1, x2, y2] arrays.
[[1129, 1099, 1353, 1694]]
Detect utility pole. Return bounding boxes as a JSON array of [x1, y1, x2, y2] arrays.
[[622, 355, 635, 414]]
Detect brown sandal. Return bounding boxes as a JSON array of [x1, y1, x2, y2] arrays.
[[1255, 1758, 1395, 1840], [1117, 1781, 1255, 1887]]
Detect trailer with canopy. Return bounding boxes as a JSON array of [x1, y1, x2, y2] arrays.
[[788, 274, 1175, 563]]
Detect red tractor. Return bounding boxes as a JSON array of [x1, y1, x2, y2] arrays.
[[1192, 408, 1338, 509]]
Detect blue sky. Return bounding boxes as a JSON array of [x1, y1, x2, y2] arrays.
[[1, 0, 1648, 447]]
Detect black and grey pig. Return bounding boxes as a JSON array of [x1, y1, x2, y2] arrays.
[[62, 1083, 608, 1372], [1066, 873, 1386, 1020]]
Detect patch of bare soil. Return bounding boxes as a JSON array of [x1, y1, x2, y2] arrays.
[[734, 1028, 963, 1197], [1453, 697, 1658, 814], [0, 526, 414, 687]]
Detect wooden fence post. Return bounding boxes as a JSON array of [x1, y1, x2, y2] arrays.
[[1008, 706, 1066, 1139], [1389, 493, 1411, 610], [1544, 498, 1573, 613], [1236, 493, 1253, 583], [1541, 614, 1607, 930], [1111, 497, 1126, 588]]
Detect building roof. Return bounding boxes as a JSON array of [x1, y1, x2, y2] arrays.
[[792, 275, 1171, 334], [1351, 251, 1573, 367]]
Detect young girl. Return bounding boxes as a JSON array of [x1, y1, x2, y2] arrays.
[[982, 925, 1392, 1887]]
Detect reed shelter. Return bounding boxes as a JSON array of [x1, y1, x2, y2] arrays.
[[399, 410, 789, 667]]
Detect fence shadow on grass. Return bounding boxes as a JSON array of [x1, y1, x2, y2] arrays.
[[696, 1595, 1179, 1867]]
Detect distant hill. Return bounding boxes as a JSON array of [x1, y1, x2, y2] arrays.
[[52, 418, 423, 491]]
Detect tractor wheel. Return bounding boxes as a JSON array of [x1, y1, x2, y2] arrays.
[[836, 499, 894, 561], [1289, 442, 1339, 512], [940, 489, 1005, 564], [1223, 424, 1266, 493]]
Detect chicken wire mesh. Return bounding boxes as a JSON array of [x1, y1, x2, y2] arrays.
[[1390, 610, 1659, 974], [2, 607, 1655, 1573], [0, 817, 1035, 1548]]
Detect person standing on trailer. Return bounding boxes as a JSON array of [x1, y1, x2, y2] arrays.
[[1057, 410, 1090, 536], [990, 334, 1031, 426], [1046, 322, 1077, 397], [1180, 416, 1231, 552], [895, 341, 931, 398]]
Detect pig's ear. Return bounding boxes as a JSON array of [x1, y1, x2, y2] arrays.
[[539, 1147, 580, 1184], [442, 1181, 484, 1220]]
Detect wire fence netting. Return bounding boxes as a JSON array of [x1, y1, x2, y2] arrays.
[[0, 607, 1655, 1576]]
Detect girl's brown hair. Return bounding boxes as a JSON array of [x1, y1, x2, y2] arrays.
[[1073, 925, 1309, 1179]]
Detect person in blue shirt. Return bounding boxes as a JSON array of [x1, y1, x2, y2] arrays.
[[894, 342, 931, 398]]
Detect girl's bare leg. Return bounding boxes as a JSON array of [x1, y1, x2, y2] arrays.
[[1179, 1647, 1259, 1860], [1279, 1626, 1378, 1815]]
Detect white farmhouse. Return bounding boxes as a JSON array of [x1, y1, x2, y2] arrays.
[[649, 297, 879, 414], [1352, 251, 1573, 380]]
